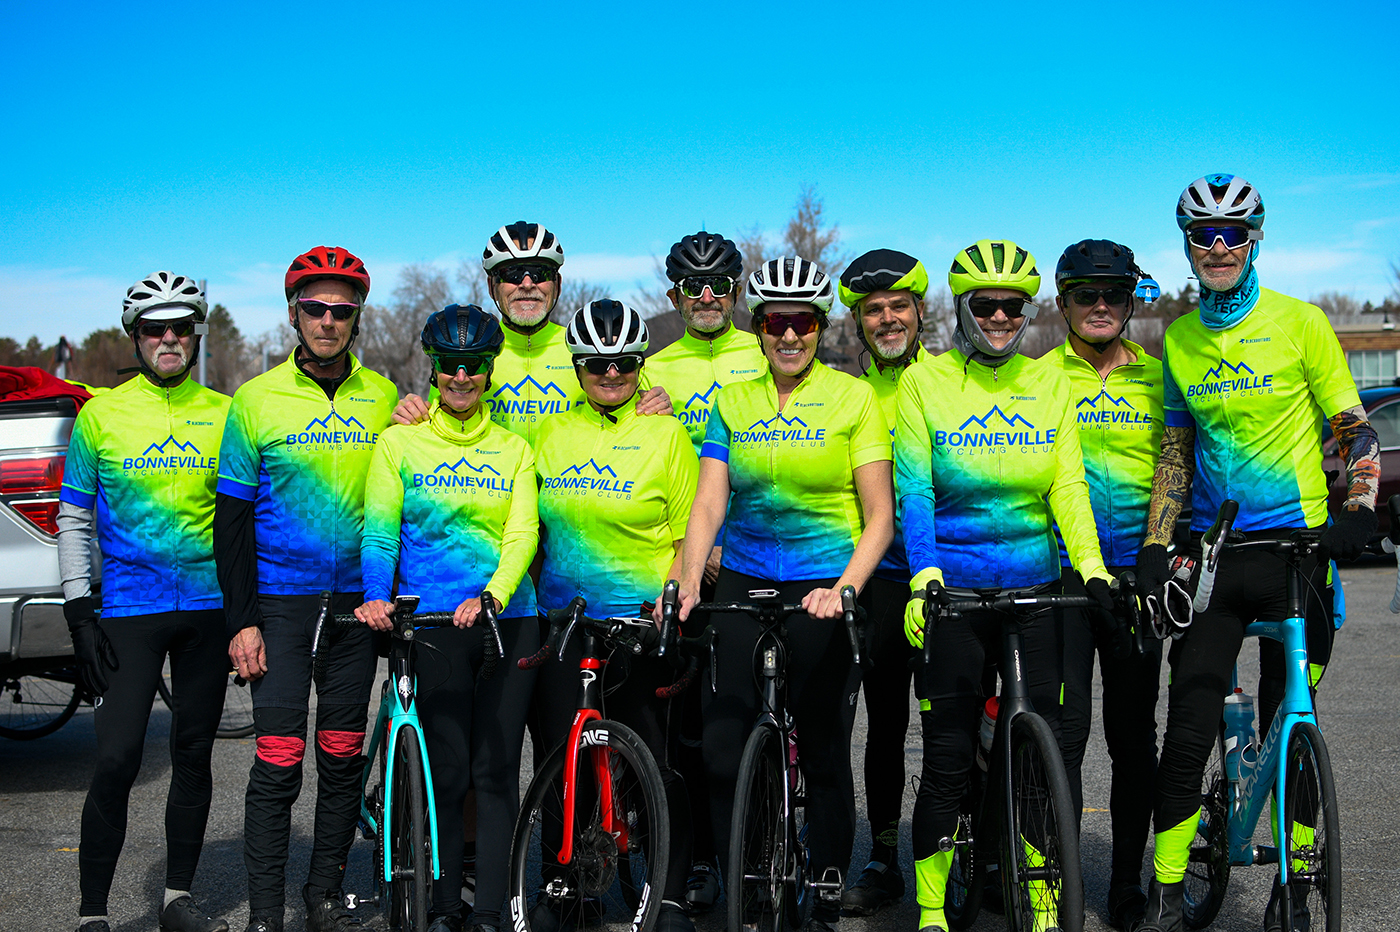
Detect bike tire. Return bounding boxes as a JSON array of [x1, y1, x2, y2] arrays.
[[156, 666, 256, 739], [390, 724, 430, 932], [1183, 726, 1230, 930], [1281, 722, 1341, 932], [728, 723, 806, 932], [1002, 712, 1083, 932], [509, 720, 668, 932], [0, 672, 81, 740], [945, 768, 987, 930]]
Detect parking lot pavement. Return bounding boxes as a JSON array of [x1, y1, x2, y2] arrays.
[[3, 562, 1398, 931]]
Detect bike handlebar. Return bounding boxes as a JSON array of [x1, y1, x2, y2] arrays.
[[316, 590, 503, 681], [693, 583, 866, 665]]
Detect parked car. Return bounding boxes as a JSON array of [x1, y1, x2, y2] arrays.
[[1321, 384, 1400, 539]]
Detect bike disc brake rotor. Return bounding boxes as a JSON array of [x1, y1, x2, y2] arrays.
[[576, 822, 619, 897]]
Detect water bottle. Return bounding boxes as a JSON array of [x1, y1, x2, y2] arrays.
[[1222, 688, 1256, 781], [976, 697, 999, 772]]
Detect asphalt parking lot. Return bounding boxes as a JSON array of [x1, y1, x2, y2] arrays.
[[3, 563, 1398, 932]]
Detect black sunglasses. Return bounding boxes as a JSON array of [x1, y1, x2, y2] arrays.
[[297, 299, 360, 321], [678, 275, 736, 299], [137, 320, 196, 338], [1186, 226, 1256, 250], [494, 263, 558, 285], [1067, 287, 1130, 308], [574, 354, 643, 375], [966, 296, 1032, 319], [430, 354, 494, 376]]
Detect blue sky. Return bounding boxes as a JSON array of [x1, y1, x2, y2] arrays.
[[3, 1, 1398, 344]]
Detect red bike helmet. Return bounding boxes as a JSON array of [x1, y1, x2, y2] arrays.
[[284, 246, 371, 302]]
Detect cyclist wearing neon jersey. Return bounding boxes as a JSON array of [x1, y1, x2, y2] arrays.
[[896, 240, 1115, 932], [1132, 175, 1378, 932], [57, 272, 231, 932], [393, 222, 672, 437], [1050, 240, 1164, 930], [672, 256, 895, 932], [532, 300, 699, 932], [357, 304, 539, 932], [215, 247, 398, 932], [642, 231, 764, 910], [834, 248, 929, 917]]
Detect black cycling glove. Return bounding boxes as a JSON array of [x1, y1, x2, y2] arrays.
[[65, 596, 118, 698], [1319, 506, 1377, 562], [1135, 543, 1171, 596]]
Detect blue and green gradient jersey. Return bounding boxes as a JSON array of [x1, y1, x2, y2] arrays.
[[644, 325, 765, 453], [702, 360, 891, 581], [1056, 339, 1163, 567], [1162, 289, 1361, 532], [859, 348, 927, 582], [60, 376, 230, 617], [361, 404, 538, 616], [535, 394, 698, 618], [895, 349, 1108, 589], [216, 353, 397, 594]]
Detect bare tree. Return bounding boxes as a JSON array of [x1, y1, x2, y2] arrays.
[[554, 279, 610, 325], [203, 303, 256, 395], [920, 288, 957, 353], [1312, 291, 1365, 322], [783, 184, 850, 276], [360, 263, 454, 397]]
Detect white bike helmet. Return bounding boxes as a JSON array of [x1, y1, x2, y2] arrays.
[[481, 221, 566, 271], [745, 256, 835, 317], [121, 271, 209, 335], [565, 300, 648, 356], [1176, 173, 1266, 231]]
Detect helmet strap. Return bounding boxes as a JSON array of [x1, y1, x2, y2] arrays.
[[123, 332, 197, 388]]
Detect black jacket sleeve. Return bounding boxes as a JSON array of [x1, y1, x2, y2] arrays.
[[215, 491, 263, 639]]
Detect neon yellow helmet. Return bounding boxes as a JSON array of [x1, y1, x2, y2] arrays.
[[947, 239, 1040, 298]]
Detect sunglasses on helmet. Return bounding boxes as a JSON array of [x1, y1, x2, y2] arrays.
[[494, 263, 558, 285], [430, 354, 494, 376], [137, 320, 197, 339], [574, 354, 644, 375], [1185, 226, 1259, 250], [757, 311, 821, 337], [678, 275, 736, 299], [296, 299, 360, 321], [1066, 287, 1130, 308], [966, 296, 1035, 319]]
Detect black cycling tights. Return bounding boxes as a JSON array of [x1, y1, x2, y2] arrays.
[[701, 570, 861, 922], [1154, 546, 1332, 834], [80, 609, 227, 917], [416, 615, 538, 921], [856, 576, 916, 866]]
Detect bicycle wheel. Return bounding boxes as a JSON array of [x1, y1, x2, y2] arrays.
[[945, 768, 987, 930], [728, 724, 805, 932], [0, 672, 81, 740], [1002, 713, 1083, 932], [1183, 726, 1230, 929], [510, 720, 668, 932], [157, 667, 255, 739], [389, 724, 430, 932], [1281, 722, 1341, 932]]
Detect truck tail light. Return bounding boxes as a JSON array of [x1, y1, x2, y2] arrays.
[[1, 454, 66, 536]]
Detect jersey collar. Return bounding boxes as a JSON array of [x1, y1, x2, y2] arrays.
[[1059, 337, 1146, 371], [501, 320, 566, 352], [429, 400, 491, 443], [579, 392, 640, 427]]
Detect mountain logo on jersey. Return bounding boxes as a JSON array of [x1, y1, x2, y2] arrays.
[[731, 411, 826, 445], [1076, 391, 1152, 426], [542, 458, 634, 495], [286, 411, 379, 448], [414, 456, 512, 491], [936, 406, 1054, 449], [678, 382, 722, 429], [1187, 358, 1273, 399], [489, 375, 572, 416], [124, 435, 217, 471]]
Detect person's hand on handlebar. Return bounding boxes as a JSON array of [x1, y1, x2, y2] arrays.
[[801, 586, 848, 620], [904, 566, 944, 649], [355, 599, 395, 632], [454, 595, 503, 629], [657, 584, 701, 626], [1319, 503, 1378, 562], [229, 626, 268, 682]]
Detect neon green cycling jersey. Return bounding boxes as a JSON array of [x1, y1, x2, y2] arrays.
[[701, 360, 890, 580], [1161, 289, 1361, 531], [217, 353, 397, 594], [895, 349, 1108, 589], [858, 347, 927, 582], [644, 325, 766, 452], [483, 321, 584, 446], [60, 376, 230, 617], [535, 394, 698, 618], [1056, 339, 1163, 567], [361, 403, 538, 616]]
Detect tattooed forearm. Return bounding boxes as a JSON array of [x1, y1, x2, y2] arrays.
[[1329, 405, 1379, 511], [1145, 425, 1196, 547]]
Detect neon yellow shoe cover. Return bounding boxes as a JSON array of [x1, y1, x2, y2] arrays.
[[1270, 796, 1318, 874], [915, 849, 954, 930], [1153, 811, 1202, 884], [1022, 839, 1057, 932], [1309, 663, 1325, 689]]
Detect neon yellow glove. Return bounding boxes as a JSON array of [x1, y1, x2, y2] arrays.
[[905, 566, 944, 649]]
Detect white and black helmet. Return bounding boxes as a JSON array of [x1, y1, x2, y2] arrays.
[[565, 299, 649, 356], [1175, 174, 1266, 231], [482, 221, 566, 272], [745, 256, 835, 316], [121, 271, 208, 335]]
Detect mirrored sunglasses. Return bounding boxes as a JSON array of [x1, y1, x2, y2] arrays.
[[758, 312, 820, 336], [679, 276, 736, 299]]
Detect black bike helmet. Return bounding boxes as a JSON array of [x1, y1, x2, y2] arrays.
[[1054, 239, 1147, 290], [421, 304, 505, 357], [665, 231, 743, 282]]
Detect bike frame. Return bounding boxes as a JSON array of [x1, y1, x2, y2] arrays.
[[557, 629, 628, 865]]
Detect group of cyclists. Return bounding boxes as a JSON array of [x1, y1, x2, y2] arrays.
[[52, 172, 1377, 932]]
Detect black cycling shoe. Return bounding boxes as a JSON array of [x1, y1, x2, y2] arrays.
[[800, 918, 839, 932], [77, 921, 111, 932], [160, 895, 230, 932], [1136, 879, 1185, 932], [527, 898, 575, 932], [426, 915, 465, 932], [840, 861, 905, 916], [1263, 878, 1312, 932], [303, 886, 361, 931], [683, 861, 720, 914], [656, 902, 695, 932], [471, 924, 500, 932], [242, 912, 283, 932], [1105, 882, 1147, 930]]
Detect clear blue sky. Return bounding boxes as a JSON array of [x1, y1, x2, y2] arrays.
[[3, 0, 1398, 344]]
